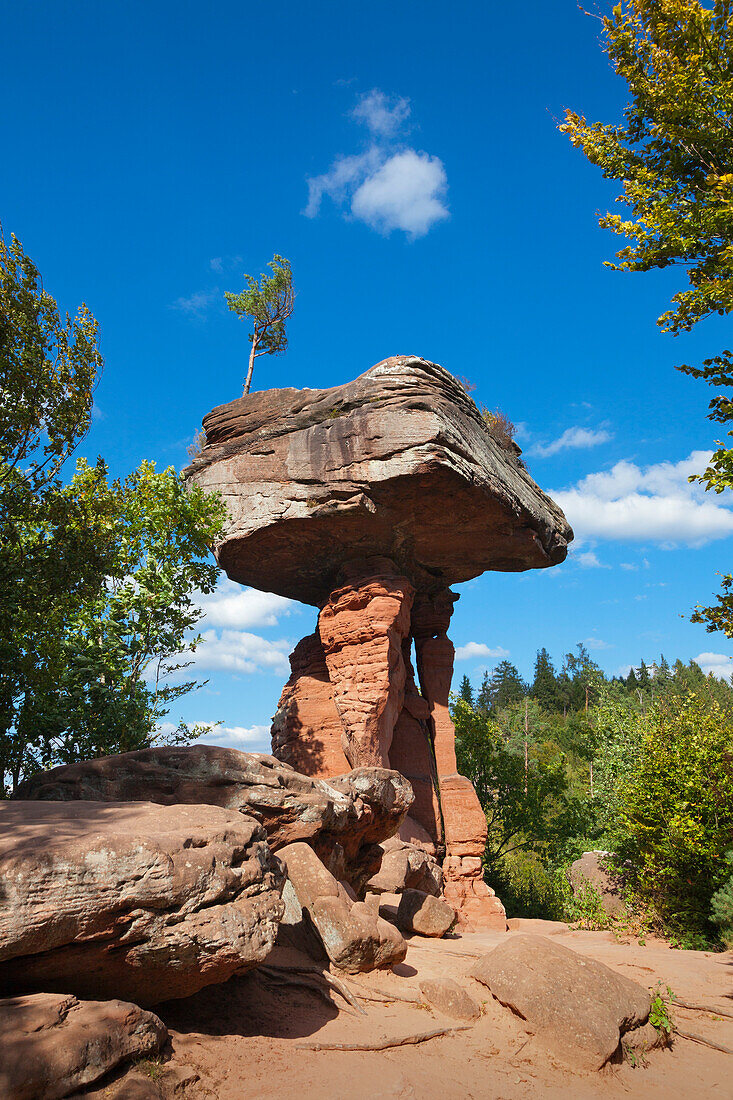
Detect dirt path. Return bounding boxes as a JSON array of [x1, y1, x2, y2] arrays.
[[156, 920, 733, 1099]]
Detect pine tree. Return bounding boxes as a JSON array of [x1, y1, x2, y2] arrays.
[[638, 660, 651, 690], [530, 648, 559, 712], [490, 660, 527, 711], [476, 670, 492, 715], [458, 674, 474, 706]]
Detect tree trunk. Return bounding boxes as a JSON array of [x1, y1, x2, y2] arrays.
[[243, 336, 258, 395]]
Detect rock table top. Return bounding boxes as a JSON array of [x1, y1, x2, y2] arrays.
[[186, 356, 573, 605]]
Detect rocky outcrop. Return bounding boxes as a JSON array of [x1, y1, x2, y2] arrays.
[[187, 357, 573, 930], [277, 841, 406, 973], [0, 992, 167, 1100], [186, 356, 572, 605], [0, 800, 284, 1006], [365, 836, 443, 897], [471, 935, 652, 1071], [17, 746, 412, 894]]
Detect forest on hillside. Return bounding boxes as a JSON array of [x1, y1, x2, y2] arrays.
[[451, 647, 733, 948]]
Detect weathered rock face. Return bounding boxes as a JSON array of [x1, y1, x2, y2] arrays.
[[471, 935, 652, 1071], [0, 800, 284, 1006], [0, 993, 167, 1100], [186, 356, 572, 605], [277, 841, 407, 973], [17, 746, 412, 895], [187, 357, 572, 931]]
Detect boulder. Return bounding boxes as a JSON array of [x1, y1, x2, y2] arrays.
[[470, 934, 651, 1071], [185, 356, 571, 605], [569, 851, 626, 919], [0, 992, 167, 1100], [0, 800, 284, 1006], [366, 836, 443, 897], [396, 889, 456, 938], [278, 841, 406, 973], [419, 978, 481, 1022], [17, 746, 412, 894]]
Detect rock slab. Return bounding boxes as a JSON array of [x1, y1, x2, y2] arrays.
[[17, 746, 412, 895], [420, 978, 481, 1022], [471, 934, 651, 1070], [0, 992, 167, 1100], [0, 800, 284, 1006]]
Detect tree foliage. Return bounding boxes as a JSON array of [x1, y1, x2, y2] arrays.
[[225, 254, 294, 395], [560, 0, 733, 335], [0, 230, 226, 793]]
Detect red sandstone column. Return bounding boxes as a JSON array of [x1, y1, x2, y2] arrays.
[[413, 589, 507, 932], [318, 565, 414, 769]]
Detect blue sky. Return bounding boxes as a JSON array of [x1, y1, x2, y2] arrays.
[[3, 1, 732, 751]]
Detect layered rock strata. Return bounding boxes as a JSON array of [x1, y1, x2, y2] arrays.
[[0, 800, 284, 1005], [17, 746, 412, 895], [187, 356, 573, 930]]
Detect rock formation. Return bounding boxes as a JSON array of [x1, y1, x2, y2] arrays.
[[18, 746, 412, 894], [187, 356, 573, 929], [0, 800, 284, 1006], [0, 993, 167, 1100]]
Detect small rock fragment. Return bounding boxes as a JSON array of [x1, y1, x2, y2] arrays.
[[420, 978, 480, 1022]]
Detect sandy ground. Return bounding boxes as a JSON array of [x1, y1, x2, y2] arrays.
[[139, 921, 733, 1100]]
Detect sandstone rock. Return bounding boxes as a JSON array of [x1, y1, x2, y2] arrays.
[[271, 631, 351, 775], [17, 746, 411, 894], [186, 356, 572, 605], [569, 851, 626, 919], [0, 800, 284, 1005], [366, 837, 443, 897], [419, 978, 481, 1022], [471, 934, 651, 1071], [0, 992, 167, 1100], [278, 841, 406, 972], [396, 889, 455, 938], [319, 567, 413, 768], [186, 357, 572, 930]]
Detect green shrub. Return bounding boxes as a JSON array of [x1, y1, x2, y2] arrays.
[[490, 850, 565, 921], [612, 692, 733, 942]]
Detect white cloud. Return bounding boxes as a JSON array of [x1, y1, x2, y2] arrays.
[[305, 88, 449, 238], [197, 579, 294, 629], [455, 642, 510, 661], [210, 257, 223, 273], [198, 723, 271, 749], [351, 90, 410, 136], [553, 450, 733, 546], [531, 427, 612, 458], [191, 629, 291, 676], [620, 562, 638, 571], [575, 550, 610, 569], [171, 288, 220, 317], [694, 652, 733, 681], [351, 151, 449, 238], [584, 636, 612, 650]]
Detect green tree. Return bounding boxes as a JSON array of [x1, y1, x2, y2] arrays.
[[612, 691, 733, 939], [490, 660, 527, 711], [476, 670, 492, 715], [531, 647, 560, 711], [457, 674, 474, 706], [0, 229, 227, 792], [225, 254, 294, 395], [560, 1, 733, 634]]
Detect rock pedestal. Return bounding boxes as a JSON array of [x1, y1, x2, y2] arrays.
[[187, 356, 573, 931], [272, 564, 505, 929]]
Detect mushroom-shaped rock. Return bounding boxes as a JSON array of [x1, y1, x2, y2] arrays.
[[186, 356, 572, 604], [186, 358, 572, 931]]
